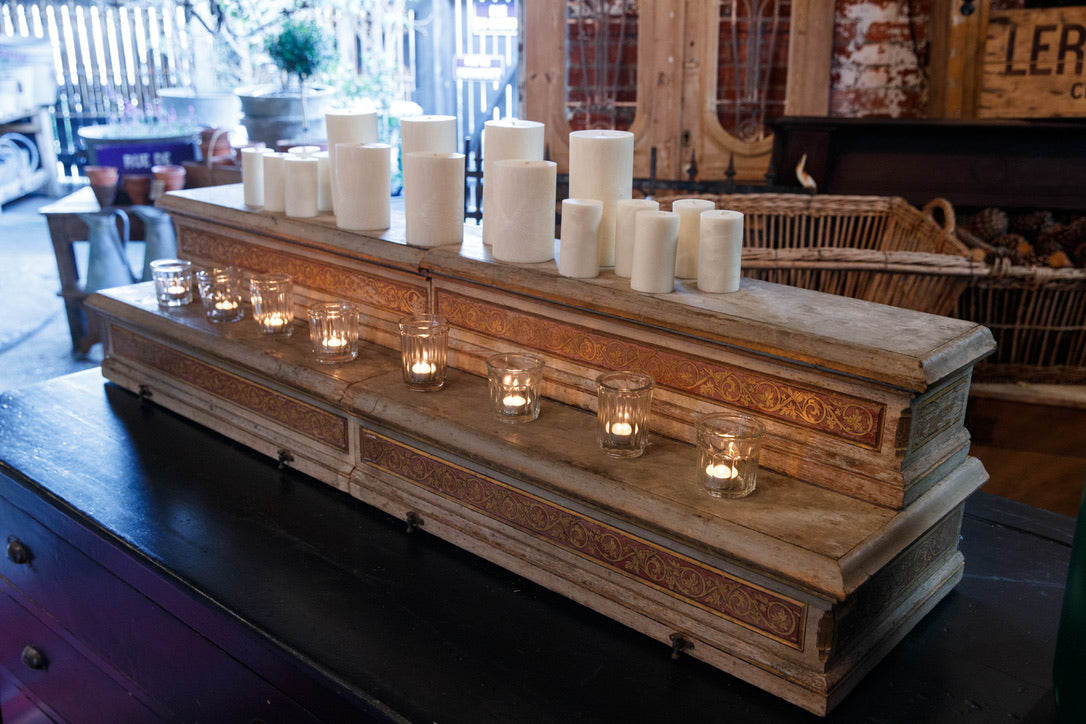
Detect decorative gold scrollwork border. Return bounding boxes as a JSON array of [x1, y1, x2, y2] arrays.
[[112, 328, 349, 451], [361, 429, 807, 649], [179, 228, 427, 315], [437, 289, 883, 449]]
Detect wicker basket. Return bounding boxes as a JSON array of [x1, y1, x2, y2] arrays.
[[954, 261, 1086, 383], [653, 193, 979, 316]]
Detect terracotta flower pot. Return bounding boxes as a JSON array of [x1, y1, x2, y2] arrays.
[[200, 127, 232, 162], [84, 165, 118, 185], [150, 164, 186, 199], [123, 174, 152, 205]]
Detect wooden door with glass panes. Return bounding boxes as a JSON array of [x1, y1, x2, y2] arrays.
[[524, 0, 833, 182]]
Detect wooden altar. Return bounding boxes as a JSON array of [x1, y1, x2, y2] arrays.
[[85, 185, 995, 715]]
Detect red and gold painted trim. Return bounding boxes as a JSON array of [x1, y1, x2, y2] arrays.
[[179, 227, 427, 315], [112, 328, 349, 451], [361, 429, 807, 648], [437, 289, 884, 449]]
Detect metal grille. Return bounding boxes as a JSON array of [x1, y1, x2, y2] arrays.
[[565, 0, 638, 131], [716, 0, 790, 142]]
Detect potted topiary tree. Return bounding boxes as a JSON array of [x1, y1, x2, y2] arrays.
[[237, 17, 335, 147]]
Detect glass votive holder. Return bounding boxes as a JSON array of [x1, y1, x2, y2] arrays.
[[150, 258, 193, 307], [696, 412, 766, 499], [596, 371, 654, 458], [196, 267, 245, 323], [250, 272, 294, 337], [486, 352, 545, 424], [399, 314, 449, 391], [308, 301, 361, 364]]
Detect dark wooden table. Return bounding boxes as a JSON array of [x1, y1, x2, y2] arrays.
[[0, 370, 1074, 722]]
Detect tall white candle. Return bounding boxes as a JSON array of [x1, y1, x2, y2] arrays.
[[614, 198, 659, 278], [241, 147, 270, 207], [336, 143, 392, 231], [487, 159, 557, 263], [262, 152, 289, 213], [326, 109, 379, 211], [672, 198, 716, 278], [403, 151, 465, 248], [698, 209, 744, 293], [568, 130, 634, 268], [284, 155, 319, 218], [400, 115, 458, 155], [287, 145, 321, 157], [482, 119, 545, 246], [630, 210, 680, 294], [315, 150, 332, 212], [559, 198, 603, 278]]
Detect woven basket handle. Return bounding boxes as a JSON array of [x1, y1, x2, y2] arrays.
[[922, 198, 956, 235]]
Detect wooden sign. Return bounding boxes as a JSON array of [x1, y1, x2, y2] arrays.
[[979, 8, 1086, 118]]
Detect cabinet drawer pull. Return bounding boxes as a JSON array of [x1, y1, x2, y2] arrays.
[[6, 537, 31, 565], [21, 645, 47, 671]]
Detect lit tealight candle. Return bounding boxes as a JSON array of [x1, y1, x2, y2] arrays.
[[166, 283, 188, 296], [411, 360, 437, 376], [323, 335, 348, 350], [608, 421, 634, 438], [214, 300, 238, 312], [706, 463, 739, 480], [502, 393, 529, 415], [261, 313, 290, 331]]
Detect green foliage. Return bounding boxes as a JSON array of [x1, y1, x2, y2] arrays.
[[264, 18, 333, 85]]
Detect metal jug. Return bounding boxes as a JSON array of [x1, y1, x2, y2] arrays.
[[80, 209, 136, 294], [128, 205, 178, 282]]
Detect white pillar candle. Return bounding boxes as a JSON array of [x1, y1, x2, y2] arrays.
[[403, 151, 465, 248], [558, 198, 603, 278], [568, 130, 634, 268], [315, 150, 332, 212], [326, 109, 379, 211], [487, 159, 557, 263], [241, 147, 270, 207], [262, 152, 289, 213], [400, 115, 458, 155], [284, 155, 319, 218], [630, 210, 680, 294], [614, 198, 659, 278], [336, 143, 392, 231], [698, 209, 744, 293], [482, 118, 545, 246], [672, 198, 716, 278]]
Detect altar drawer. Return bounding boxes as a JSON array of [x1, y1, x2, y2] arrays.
[[0, 588, 156, 721], [0, 492, 320, 723]]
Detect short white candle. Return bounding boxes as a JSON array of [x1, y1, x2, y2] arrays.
[[260, 313, 290, 331], [323, 335, 348, 350], [336, 143, 392, 231], [614, 198, 659, 278], [706, 463, 739, 480], [558, 198, 603, 278], [315, 151, 332, 212], [672, 198, 716, 279], [214, 300, 238, 311], [698, 209, 744, 293], [400, 115, 458, 155], [165, 283, 188, 296], [403, 152, 465, 248], [630, 210, 680, 294]]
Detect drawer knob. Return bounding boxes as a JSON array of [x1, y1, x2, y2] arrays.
[[6, 537, 31, 565], [21, 645, 47, 671]]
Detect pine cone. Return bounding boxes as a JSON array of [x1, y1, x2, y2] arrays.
[[1008, 210, 1054, 240], [969, 207, 1009, 241], [1036, 224, 1075, 257], [1048, 251, 1074, 269], [990, 232, 1028, 248], [1072, 241, 1086, 268]]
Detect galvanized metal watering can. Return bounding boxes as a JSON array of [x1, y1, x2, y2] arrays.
[[80, 209, 136, 294], [128, 205, 178, 281]]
